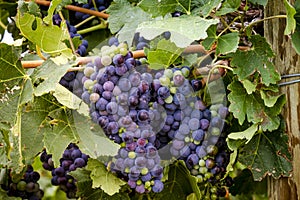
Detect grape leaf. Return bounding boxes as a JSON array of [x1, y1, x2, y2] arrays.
[[238, 121, 292, 181], [216, 32, 239, 54], [138, 0, 191, 17], [154, 161, 201, 200], [228, 124, 258, 143], [201, 24, 217, 50], [227, 80, 286, 131], [86, 158, 126, 196], [0, 43, 24, 83], [107, 0, 151, 46], [231, 35, 280, 86], [43, 0, 62, 25], [16, 12, 73, 59], [284, 0, 296, 35], [71, 168, 130, 200], [241, 79, 256, 94], [137, 16, 219, 48], [216, 0, 241, 16], [260, 90, 282, 107], [147, 39, 184, 70], [41, 96, 119, 166], [54, 84, 89, 117], [30, 59, 70, 96], [199, 0, 222, 17], [248, 0, 268, 6]]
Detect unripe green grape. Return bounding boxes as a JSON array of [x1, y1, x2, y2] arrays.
[[17, 180, 27, 191], [101, 55, 112, 66], [84, 79, 94, 90], [159, 76, 170, 86], [211, 127, 220, 136], [164, 95, 173, 104], [90, 93, 100, 103], [199, 159, 205, 167], [141, 168, 149, 175], [164, 69, 173, 78], [84, 67, 95, 77], [128, 151, 136, 159], [181, 67, 190, 77]]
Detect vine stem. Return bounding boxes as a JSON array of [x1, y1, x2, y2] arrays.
[[20, 44, 209, 68], [58, 11, 77, 55], [243, 15, 287, 31], [0, 20, 7, 29], [34, 0, 109, 19], [206, 64, 233, 86], [74, 15, 96, 29], [77, 21, 107, 35]]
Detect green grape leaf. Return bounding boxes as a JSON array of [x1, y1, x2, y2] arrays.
[[241, 79, 256, 94], [43, 0, 62, 24], [147, 39, 184, 70], [138, 0, 191, 17], [16, 12, 73, 59], [154, 161, 201, 200], [107, 0, 151, 46], [201, 24, 217, 50], [216, 0, 241, 16], [86, 159, 126, 196], [27, 1, 41, 17], [238, 121, 292, 181], [228, 80, 286, 131], [260, 91, 283, 107], [248, 0, 268, 6], [137, 16, 219, 48], [284, 0, 296, 35], [0, 43, 24, 83], [291, 31, 300, 54], [42, 98, 119, 166], [228, 124, 258, 143], [229, 169, 268, 196], [30, 59, 70, 96], [216, 32, 239, 54], [71, 168, 131, 200], [231, 35, 280, 86], [54, 84, 89, 117], [199, 0, 222, 17]]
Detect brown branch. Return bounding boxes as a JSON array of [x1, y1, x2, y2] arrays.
[[34, 0, 109, 19]]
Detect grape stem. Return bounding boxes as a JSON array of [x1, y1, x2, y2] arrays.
[[206, 64, 233, 86], [74, 15, 96, 29], [77, 21, 107, 35], [58, 11, 77, 55], [0, 20, 7, 30], [34, 0, 109, 19]]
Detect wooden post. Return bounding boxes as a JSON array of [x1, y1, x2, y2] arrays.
[[264, 0, 300, 199]]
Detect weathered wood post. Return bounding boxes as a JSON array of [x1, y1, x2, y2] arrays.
[[264, 0, 300, 199]]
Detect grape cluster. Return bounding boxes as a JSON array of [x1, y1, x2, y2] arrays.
[[40, 143, 89, 198], [52, 14, 88, 56], [74, 0, 112, 21], [1, 165, 44, 200], [59, 71, 85, 97]]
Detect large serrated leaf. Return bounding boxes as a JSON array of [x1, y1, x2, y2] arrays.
[[231, 35, 280, 86], [216, 0, 241, 16], [86, 159, 126, 196], [16, 12, 73, 59], [147, 39, 184, 70], [199, 0, 222, 17], [107, 0, 151, 45], [30, 59, 70, 96], [238, 121, 292, 181], [43, 99, 119, 166], [228, 124, 258, 143], [216, 32, 239, 54], [137, 16, 219, 48], [284, 0, 296, 35], [154, 161, 201, 200], [0, 43, 24, 83], [138, 0, 191, 17], [228, 80, 286, 131]]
